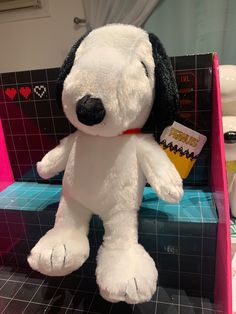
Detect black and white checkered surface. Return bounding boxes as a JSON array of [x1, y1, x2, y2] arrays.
[[0, 263, 220, 314]]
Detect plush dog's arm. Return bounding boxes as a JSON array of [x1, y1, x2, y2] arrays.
[[137, 136, 183, 203], [37, 132, 78, 179]]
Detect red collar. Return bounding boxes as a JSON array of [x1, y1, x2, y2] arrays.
[[122, 128, 141, 135]]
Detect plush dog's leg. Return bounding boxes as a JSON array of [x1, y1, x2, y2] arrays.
[[28, 195, 91, 276], [96, 208, 158, 304]]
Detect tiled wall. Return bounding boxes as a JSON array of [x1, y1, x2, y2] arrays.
[[0, 69, 75, 183], [0, 54, 212, 185], [172, 54, 212, 185]]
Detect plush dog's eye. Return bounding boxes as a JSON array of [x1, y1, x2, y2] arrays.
[[141, 61, 149, 78]]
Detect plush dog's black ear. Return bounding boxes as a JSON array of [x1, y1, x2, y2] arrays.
[[56, 32, 89, 109], [142, 33, 179, 140]]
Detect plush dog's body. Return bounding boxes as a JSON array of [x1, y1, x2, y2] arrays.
[[64, 132, 143, 212], [38, 131, 181, 213], [28, 24, 183, 304]]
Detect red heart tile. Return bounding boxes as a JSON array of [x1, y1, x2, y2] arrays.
[[5, 87, 17, 100], [19, 86, 31, 99]]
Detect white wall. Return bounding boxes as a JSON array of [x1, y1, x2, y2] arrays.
[[0, 0, 86, 72], [143, 0, 236, 64]]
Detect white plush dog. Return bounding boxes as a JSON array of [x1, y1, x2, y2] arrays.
[[28, 24, 183, 304]]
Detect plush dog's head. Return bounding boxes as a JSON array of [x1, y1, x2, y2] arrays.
[[56, 24, 179, 138]]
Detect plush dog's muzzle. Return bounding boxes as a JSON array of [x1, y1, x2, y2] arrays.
[[76, 95, 106, 126]]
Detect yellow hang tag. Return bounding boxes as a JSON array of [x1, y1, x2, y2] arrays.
[[160, 122, 207, 179]]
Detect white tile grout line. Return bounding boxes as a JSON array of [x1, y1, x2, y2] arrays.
[[85, 287, 99, 314], [19, 187, 57, 239], [154, 193, 160, 314], [177, 201, 181, 314], [64, 279, 84, 314], [20, 188, 59, 211], [0, 264, 215, 278], [42, 275, 67, 313], [0, 273, 102, 294], [199, 190, 205, 312], [82, 220, 105, 313], [0, 295, 109, 314], [0, 186, 58, 269], [0, 65, 215, 82], [0, 114, 210, 121], [59, 275, 91, 313], [0, 268, 33, 313], [14, 73, 41, 200], [42, 266, 87, 312], [23, 275, 95, 313], [3, 97, 56, 103], [0, 270, 218, 311], [0, 183, 60, 210], [2, 206, 19, 268], [29, 70, 47, 164], [0, 294, 222, 314], [2, 116, 65, 121], [0, 75, 22, 182], [0, 183, 23, 198], [0, 185, 206, 196], [4, 88, 33, 249], [4, 132, 71, 138], [0, 83, 213, 94], [1, 79, 57, 87], [45, 68, 59, 147], [21, 273, 49, 313], [0, 228, 218, 242], [0, 195, 59, 202]]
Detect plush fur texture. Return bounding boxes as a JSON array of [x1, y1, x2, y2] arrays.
[[28, 24, 183, 304], [142, 33, 179, 136]]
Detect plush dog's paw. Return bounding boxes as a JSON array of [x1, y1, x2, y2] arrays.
[[36, 161, 56, 180], [155, 181, 183, 203], [153, 165, 183, 203], [96, 244, 157, 304], [28, 228, 89, 276]]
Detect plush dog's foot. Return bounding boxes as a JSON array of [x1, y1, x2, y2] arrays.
[[96, 244, 157, 304], [28, 228, 89, 276]]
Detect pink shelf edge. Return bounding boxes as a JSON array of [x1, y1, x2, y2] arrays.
[[211, 53, 232, 314], [0, 119, 14, 192]]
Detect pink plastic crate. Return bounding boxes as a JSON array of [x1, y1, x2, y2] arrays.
[[211, 54, 232, 314], [0, 119, 14, 191]]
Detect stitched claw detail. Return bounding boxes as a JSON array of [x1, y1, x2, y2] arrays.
[[134, 277, 138, 292], [50, 248, 54, 268], [63, 244, 67, 267]]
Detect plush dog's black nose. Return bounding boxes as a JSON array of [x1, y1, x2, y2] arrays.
[[76, 95, 106, 126], [224, 131, 236, 144]]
